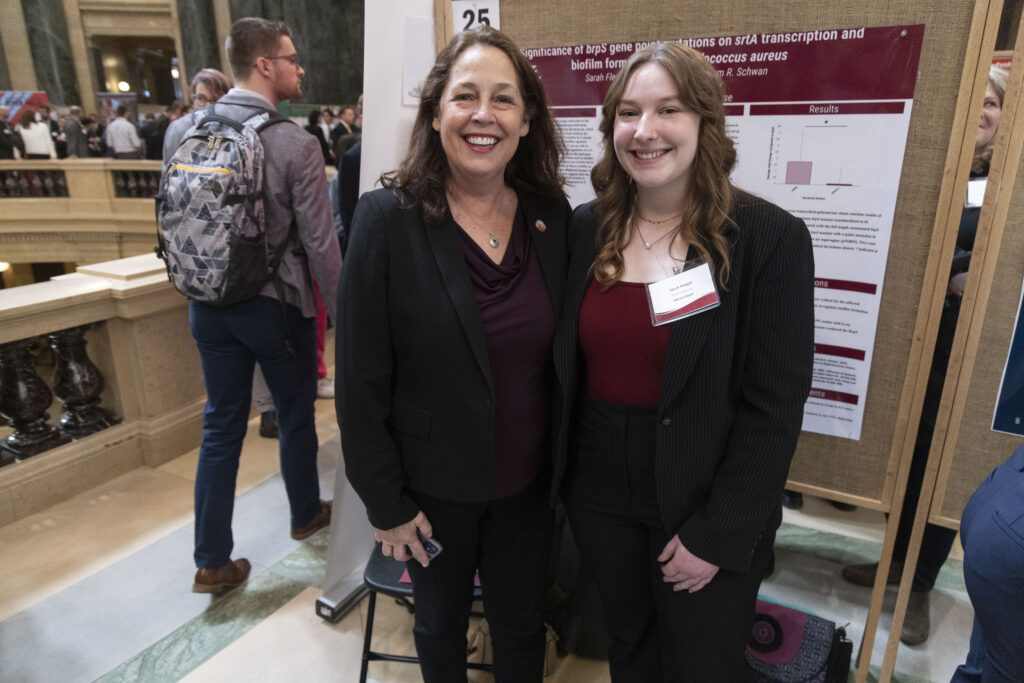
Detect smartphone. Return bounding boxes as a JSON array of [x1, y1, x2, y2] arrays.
[[417, 530, 443, 560]]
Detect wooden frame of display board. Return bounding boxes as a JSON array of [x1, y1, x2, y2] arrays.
[[887, 13, 1024, 682], [433, 2, 1000, 681]]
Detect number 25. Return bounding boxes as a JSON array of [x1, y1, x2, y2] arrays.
[[463, 7, 491, 30]]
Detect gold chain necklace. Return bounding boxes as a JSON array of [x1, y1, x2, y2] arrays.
[[634, 219, 679, 250]]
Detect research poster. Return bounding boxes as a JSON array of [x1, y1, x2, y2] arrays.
[[525, 25, 924, 440]]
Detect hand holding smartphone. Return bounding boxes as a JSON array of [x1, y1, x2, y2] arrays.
[[417, 529, 443, 561]]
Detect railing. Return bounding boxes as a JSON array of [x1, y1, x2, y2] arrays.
[[0, 159, 163, 268], [0, 254, 205, 524]]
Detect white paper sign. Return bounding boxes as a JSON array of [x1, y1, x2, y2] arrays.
[[452, 1, 500, 33], [402, 16, 435, 107], [966, 177, 987, 208]]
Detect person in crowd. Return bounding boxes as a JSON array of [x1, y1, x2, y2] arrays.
[[63, 106, 90, 159], [191, 68, 232, 111], [320, 107, 336, 140], [304, 110, 333, 165], [16, 109, 57, 159], [36, 104, 63, 157], [140, 113, 161, 159], [330, 104, 360, 147], [0, 106, 23, 159], [166, 100, 184, 122], [338, 25, 568, 682], [337, 140, 361, 253], [841, 66, 1009, 646], [552, 42, 814, 681], [84, 115, 106, 157], [104, 105, 142, 159], [950, 443, 1024, 682], [163, 16, 341, 594]]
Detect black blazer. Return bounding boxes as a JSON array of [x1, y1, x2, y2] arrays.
[[552, 193, 815, 573], [338, 186, 570, 530]]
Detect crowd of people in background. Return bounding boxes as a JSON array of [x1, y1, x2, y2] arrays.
[[0, 89, 360, 166]]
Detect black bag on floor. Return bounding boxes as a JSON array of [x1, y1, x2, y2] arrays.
[[745, 600, 853, 683]]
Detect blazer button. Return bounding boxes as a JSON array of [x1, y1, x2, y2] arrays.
[[661, 418, 671, 426]]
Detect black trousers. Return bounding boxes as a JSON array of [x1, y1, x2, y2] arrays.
[[563, 400, 771, 683], [405, 478, 553, 683]]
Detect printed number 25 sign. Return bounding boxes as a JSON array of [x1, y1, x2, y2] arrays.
[[452, 1, 500, 32]]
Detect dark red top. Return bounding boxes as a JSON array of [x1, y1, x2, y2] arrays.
[[457, 208, 555, 500], [579, 278, 671, 408]]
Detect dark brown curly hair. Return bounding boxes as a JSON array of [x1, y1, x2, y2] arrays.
[[380, 26, 564, 225], [591, 41, 736, 287]]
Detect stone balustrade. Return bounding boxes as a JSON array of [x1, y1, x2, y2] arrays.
[[0, 159, 162, 267], [0, 254, 205, 525]]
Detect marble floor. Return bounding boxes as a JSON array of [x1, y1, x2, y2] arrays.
[[0, 396, 972, 683]]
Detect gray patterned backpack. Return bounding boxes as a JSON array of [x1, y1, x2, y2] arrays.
[[155, 104, 292, 305]]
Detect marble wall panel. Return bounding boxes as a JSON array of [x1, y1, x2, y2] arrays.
[[177, 0, 222, 80], [0, 32, 12, 91], [20, 0, 80, 105], [227, 0, 363, 105]]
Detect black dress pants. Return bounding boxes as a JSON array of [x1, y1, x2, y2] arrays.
[[563, 400, 771, 683], [405, 478, 553, 683]]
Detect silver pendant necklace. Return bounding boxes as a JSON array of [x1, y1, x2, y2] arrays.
[[448, 191, 505, 249]]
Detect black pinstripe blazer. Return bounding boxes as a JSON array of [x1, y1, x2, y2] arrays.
[[337, 186, 571, 531], [552, 193, 815, 573]]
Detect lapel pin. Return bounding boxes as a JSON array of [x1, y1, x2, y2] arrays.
[[535, 219, 547, 233]]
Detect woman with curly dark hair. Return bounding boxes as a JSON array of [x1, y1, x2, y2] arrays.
[[552, 42, 815, 680], [337, 25, 568, 682]]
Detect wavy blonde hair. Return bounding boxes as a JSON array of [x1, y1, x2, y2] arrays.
[[591, 42, 736, 287], [972, 66, 1009, 175]]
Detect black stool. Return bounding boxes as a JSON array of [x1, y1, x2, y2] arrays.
[[360, 543, 490, 683]]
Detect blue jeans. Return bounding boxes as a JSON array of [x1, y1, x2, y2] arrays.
[[951, 445, 1024, 682], [189, 295, 321, 568]]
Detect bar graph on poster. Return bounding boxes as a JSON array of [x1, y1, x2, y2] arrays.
[[526, 25, 924, 439]]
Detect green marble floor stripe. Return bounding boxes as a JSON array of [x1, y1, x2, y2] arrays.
[[95, 530, 330, 683], [775, 522, 966, 592]]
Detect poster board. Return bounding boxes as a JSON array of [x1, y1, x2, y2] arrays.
[[931, 31, 1024, 527], [434, 2, 994, 680]]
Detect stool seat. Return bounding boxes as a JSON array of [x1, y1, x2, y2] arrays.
[[358, 542, 490, 683]]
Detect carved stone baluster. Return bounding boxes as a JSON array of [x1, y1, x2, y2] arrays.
[[0, 338, 71, 461], [55, 172, 68, 197], [126, 171, 138, 197], [48, 325, 121, 438], [114, 172, 126, 197], [42, 172, 56, 197], [17, 171, 29, 196]]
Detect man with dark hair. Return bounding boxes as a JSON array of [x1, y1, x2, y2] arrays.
[[164, 16, 341, 594], [105, 105, 141, 158], [64, 106, 89, 158], [330, 105, 360, 146], [0, 106, 23, 159]]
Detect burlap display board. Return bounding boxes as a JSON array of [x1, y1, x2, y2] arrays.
[[931, 37, 1024, 526]]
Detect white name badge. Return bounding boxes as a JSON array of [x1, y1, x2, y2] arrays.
[[645, 262, 720, 326]]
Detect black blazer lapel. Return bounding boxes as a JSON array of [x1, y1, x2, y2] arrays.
[[423, 216, 494, 390], [657, 245, 719, 411], [521, 193, 567, 318], [554, 227, 598, 391]]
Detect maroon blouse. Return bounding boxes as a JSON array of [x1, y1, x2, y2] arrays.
[[579, 278, 671, 408], [457, 208, 555, 499]]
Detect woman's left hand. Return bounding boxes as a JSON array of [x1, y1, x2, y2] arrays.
[[657, 535, 719, 593]]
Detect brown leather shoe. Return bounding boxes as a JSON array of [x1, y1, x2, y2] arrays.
[[192, 558, 251, 594], [900, 589, 931, 645], [841, 561, 903, 588], [291, 500, 332, 540]]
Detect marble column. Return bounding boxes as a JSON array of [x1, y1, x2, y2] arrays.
[[19, 0, 80, 105], [0, 32, 12, 91], [177, 0, 222, 81], [228, 0, 363, 105]]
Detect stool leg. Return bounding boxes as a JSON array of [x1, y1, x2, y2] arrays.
[[360, 590, 377, 683]]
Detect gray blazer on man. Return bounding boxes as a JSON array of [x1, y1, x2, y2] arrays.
[[64, 118, 89, 158], [163, 88, 341, 321]]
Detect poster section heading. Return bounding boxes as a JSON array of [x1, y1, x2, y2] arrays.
[[523, 25, 923, 106]]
